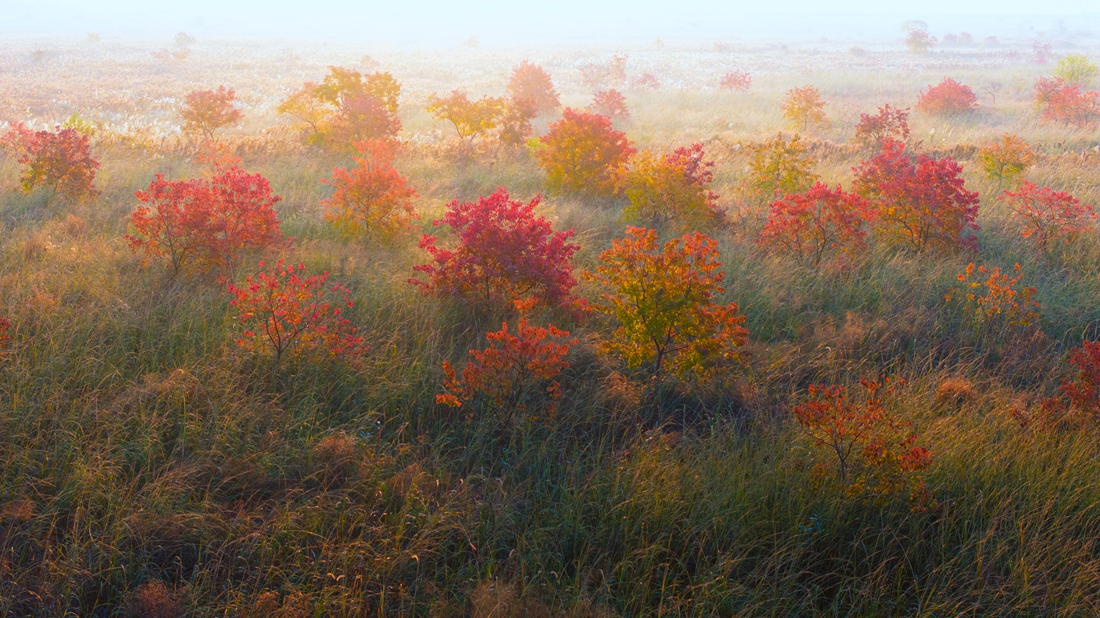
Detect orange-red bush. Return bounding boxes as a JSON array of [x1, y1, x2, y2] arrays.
[[181, 86, 244, 140], [322, 140, 419, 242], [506, 61, 560, 117], [916, 78, 978, 115], [588, 89, 629, 121], [757, 183, 874, 268], [852, 104, 910, 148], [1000, 181, 1095, 251], [534, 108, 635, 197], [1034, 77, 1100, 126], [2, 123, 99, 201], [720, 71, 751, 92]]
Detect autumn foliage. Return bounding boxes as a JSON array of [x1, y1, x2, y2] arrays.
[[585, 227, 748, 380], [437, 299, 576, 429], [1000, 182, 1096, 252], [588, 89, 629, 121], [506, 61, 560, 116], [946, 263, 1039, 344], [620, 143, 724, 233], [977, 134, 1035, 184], [852, 104, 910, 149], [322, 140, 419, 242], [743, 133, 819, 201], [1, 123, 99, 201], [905, 29, 936, 53], [854, 139, 979, 253], [277, 66, 402, 150], [781, 86, 827, 130], [426, 90, 506, 144], [1058, 341, 1100, 418], [226, 259, 367, 367], [534, 108, 636, 197], [127, 166, 283, 274], [916, 78, 978, 115], [757, 183, 874, 268], [0, 317, 10, 353], [181, 86, 244, 140], [1033, 77, 1100, 126], [720, 70, 751, 92], [411, 188, 582, 312]]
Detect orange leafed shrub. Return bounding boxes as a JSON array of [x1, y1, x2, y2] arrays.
[[619, 143, 724, 233], [180, 86, 244, 140], [126, 166, 283, 274], [322, 140, 419, 242], [852, 104, 910, 148], [794, 379, 933, 507], [720, 70, 751, 92], [437, 299, 576, 429], [945, 263, 1040, 337], [584, 227, 748, 380], [588, 89, 629, 121], [226, 259, 367, 367], [781, 85, 827, 130], [534, 108, 636, 197], [1000, 182, 1095, 251], [506, 61, 560, 116], [329, 94, 402, 152], [977, 134, 1035, 184], [1, 123, 99, 201], [757, 183, 874, 268], [916, 78, 978, 115], [1034, 77, 1100, 126]]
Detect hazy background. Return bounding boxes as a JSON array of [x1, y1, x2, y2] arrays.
[[3, 0, 1100, 45]]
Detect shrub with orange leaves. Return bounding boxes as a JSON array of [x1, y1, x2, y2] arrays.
[[180, 86, 243, 140], [743, 133, 819, 201], [322, 140, 419, 242], [194, 139, 242, 171], [854, 139, 979, 253], [946, 263, 1040, 339], [781, 86, 827, 131], [1033, 77, 1100, 126], [794, 379, 933, 507], [1000, 182, 1095, 252], [126, 166, 283, 274], [916, 78, 978, 115], [506, 61, 560, 117], [426, 90, 506, 145], [276, 81, 329, 145], [534, 108, 636, 197], [437, 299, 576, 429], [720, 70, 751, 92], [584, 227, 748, 381], [410, 188, 582, 313], [329, 94, 401, 152], [852, 104, 910, 149], [588, 89, 629, 121], [226, 259, 367, 368], [315, 66, 401, 113], [977, 134, 1035, 184], [757, 183, 874, 268], [1, 123, 99, 201], [620, 143, 724, 233], [497, 97, 538, 150]]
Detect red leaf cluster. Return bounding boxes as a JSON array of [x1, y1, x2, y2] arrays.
[[1033, 76, 1100, 126], [588, 89, 629, 121], [852, 104, 910, 148], [2, 123, 99, 201], [757, 183, 874, 268], [535, 108, 636, 197], [1061, 341, 1100, 416], [916, 78, 978, 115], [1000, 181, 1096, 251], [330, 94, 402, 150], [181, 86, 244, 140], [720, 70, 751, 92], [506, 61, 560, 117], [322, 139, 419, 242]]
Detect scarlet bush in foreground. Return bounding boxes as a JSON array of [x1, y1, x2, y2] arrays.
[[322, 140, 419, 242], [757, 183, 874, 268], [127, 166, 283, 274], [410, 189, 581, 312], [1000, 182, 1095, 252], [2, 123, 99, 201], [854, 139, 979, 253], [437, 299, 576, 429], [180, 86, 244, 140], [226, 260, 367, 367], [620, 143, 723, 233], [1060, 341, 1100, 416], [916, 78, 977, 115], [534, 108, 635, 197], [585, 227, 748, 380]]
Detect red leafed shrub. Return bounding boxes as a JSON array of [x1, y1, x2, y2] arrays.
[[322, 139, 419, 242], [854, 139, 980, 253], [437, 299, 576, 429], [630, 72, 661, 91], [1034, 77, 1100, 126], [2, 123, 99, 201], [757, 183, 875, 268], [794, 379, 933, 508], [1060, 341, 1100, 416], [410, 188, 582, 312], [0, 317, 11, 352], [534, 108, 636, 197], [180, 86, 244, 140], [588, 89, 629, 121], [916, 78, 978, 115], [584, 227, 748, 381], [330, 94, 402, 152], [1034, 41, 1052, 65], [506, 61, 560, 117], [852, 104, 910, 148], [720, 70, 752, 92], [620, 143, 724, 233], [226, 260, 366, 367], [127, 166, 283, 274], [1000, 181, 1096, 251]]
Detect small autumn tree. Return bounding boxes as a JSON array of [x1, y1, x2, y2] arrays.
[[1000, 182, 1096, 252], [1054, 54, 1098, 85], [426, 90, 507, 145], [852, 104, 910, 149], [743, 133, 819, 201], [276, 81, 328, 145], [127, 166, 283, 274], [506, 61, 560, 117], [322, 140, 419, 242], [720, 70, 751, 92], [437, 299, 576, 431], [329, 94, 402, 152], [277, 67, 402, 149], [854, 138, 980, 253], [534, 108, 636, 197], [906, 29, 936, 54], [977, 134, 1035, 184], [757, 183, 875, 268], [916, 78, 978, 115], [620, 143, 724, 233], [226, 259, 367, 368], [1034, 77, 1100, 126], [1, 123, 99, 202], [782, 86, 827, 131], [585, 227, 748, 381], [180, 86, 244, 140], [497, 97, 538, 150], [588, 89, 629, 121], [410, 188, 582, 312]]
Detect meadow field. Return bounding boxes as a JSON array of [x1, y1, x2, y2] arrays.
[[3, 32, 1100, 616]]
